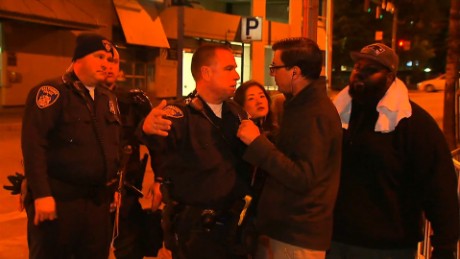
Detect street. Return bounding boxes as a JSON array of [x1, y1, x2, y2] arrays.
[[0, 90, 445, 258], [0, 109, 157, 259], [408, 90, 444, 129], [0, 109, 27, 259]]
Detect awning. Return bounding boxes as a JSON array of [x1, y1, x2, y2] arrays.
[[0, 0, 102, 30], [113, 0, 170, 48], [160, 7, 241, 41]]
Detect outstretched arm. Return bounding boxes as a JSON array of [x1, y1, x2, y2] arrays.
[[143, 100, 172, 136]]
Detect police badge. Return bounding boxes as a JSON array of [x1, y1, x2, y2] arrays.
[[36, 86, 60, 109], [102, 40, 113, 52], [108, 99, 119, 115], [163, 105, 184, 118]]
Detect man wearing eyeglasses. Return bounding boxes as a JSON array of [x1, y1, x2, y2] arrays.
[[237, 37, 343, 259], [329, 43, 459, 259]]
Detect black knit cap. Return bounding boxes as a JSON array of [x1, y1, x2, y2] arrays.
[[72, 33, 115, 61]]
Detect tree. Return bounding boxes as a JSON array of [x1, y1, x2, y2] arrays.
[[332, 0, 449, 89], [443, 0, 460, 149], [332, 0, 390, 89]]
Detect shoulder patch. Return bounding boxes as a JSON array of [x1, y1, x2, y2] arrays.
[[36, 86, 60, 109], [163, 105, 184, 118]]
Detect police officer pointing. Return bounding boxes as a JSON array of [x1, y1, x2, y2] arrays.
[[142, 44, 252, 259], [21, 33, 121, 259]]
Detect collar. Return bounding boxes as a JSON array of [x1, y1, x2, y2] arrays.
[[284, 77, 327, 107], [334, 78, 412, 133], [206, 102, 223, 118]]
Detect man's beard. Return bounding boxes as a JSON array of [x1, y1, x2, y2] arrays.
[[348, 77, 389, 106]]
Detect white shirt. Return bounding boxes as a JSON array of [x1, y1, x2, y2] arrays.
[[85, 86, 95, 100], [207, 102, 223, 118]]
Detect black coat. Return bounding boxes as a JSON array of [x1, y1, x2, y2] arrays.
[[22, 72, 121, 202], [333, 101, 459, 252], [244, 78, 343, 250], [144, 95, 251, 208]]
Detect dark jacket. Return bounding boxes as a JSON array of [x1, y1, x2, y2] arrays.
[[115, 88, 152, 191], [145, 95, 251, 208], [243, 78, 343, 250], [22, 72, 121, 201], [333, 101, 459, 252], [115, 88, 152, 216]]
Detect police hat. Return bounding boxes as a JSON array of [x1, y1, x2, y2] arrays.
[[72, 33, 115, 61]]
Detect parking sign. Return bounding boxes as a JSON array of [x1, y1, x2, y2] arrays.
[[241, 17, 262, 42]]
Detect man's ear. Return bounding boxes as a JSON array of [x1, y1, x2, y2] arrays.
[[201, 66, 211, 81], [292, 66, 301, 77]]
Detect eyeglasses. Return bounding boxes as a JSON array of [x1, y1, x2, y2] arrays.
[[269, 65, 288, 73]]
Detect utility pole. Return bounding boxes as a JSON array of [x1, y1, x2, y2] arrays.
[[325, 0, 333, 89], [177, 5, 184, 97], [364, 0, 370, 12], [303, 0, 318, 40], [391, 7, 397, 49], [444, 0, 460, 149]]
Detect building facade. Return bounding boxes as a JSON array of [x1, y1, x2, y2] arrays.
[[0, 0, 327, 107]]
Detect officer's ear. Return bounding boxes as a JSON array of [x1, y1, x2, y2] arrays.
[[201, 66, 212, 81]]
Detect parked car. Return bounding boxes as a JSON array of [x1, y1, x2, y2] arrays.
[[417, 74, 445, 92]]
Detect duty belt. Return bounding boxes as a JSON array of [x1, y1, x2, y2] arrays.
[[171, 195, 252, 232]]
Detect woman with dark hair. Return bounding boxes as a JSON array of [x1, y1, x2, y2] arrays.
[[234, 80, 278, 137], [234, 80, 280, 257]]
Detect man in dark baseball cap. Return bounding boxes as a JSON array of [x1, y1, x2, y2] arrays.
[[329, 42, 459, 259], [344, 43, 399, 104], [350, 43, 399, 73]]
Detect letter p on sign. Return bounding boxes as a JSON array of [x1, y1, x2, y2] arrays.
[[241, 17, 262, 42]]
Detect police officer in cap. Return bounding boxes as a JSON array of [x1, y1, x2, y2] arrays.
[[22, 33, 121, 259], [105, 46, 163, 259]]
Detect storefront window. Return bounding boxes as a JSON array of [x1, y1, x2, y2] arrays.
[[118, 61, 148, 91], [115, 44, 159, 92]]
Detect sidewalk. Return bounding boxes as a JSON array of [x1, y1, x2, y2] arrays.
[[0, 107, 23, 128], [0, 106, 167, 259], [0, 107, 27, 259]]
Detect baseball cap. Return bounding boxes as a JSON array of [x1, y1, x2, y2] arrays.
[[350, 43, 399, 73], [72, 33, 115, 61]]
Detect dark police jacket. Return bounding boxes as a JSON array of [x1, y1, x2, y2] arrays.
[[144, 95, 251, 209], [115, 88, 152, 191], [114, 87, 152, 216], [22, 72, 121, 202]]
